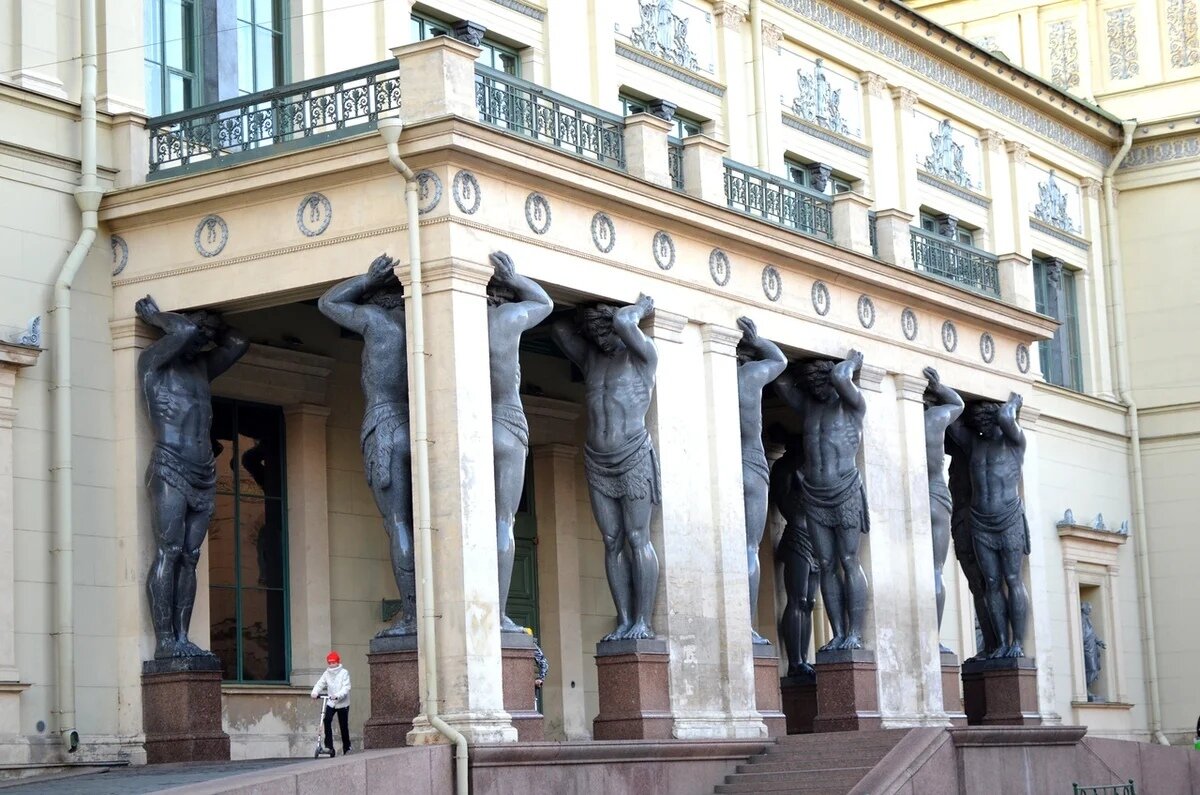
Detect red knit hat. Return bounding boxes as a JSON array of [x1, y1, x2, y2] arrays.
[[326, 651, 340, 665]]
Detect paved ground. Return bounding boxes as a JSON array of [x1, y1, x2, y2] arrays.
[[1, 759, 308, 794]]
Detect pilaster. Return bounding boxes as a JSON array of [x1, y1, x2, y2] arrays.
[[1006, 142, 1033, 257], [714, 4, 748, 156], [980, 130, 1014, 253], [1079, 178, 1113, 397], [395, 258, 515, 745], [891, 88, 921, 218], [624, 114, 674, 189], [860, 73, 897, 208], [390, 37, 482, 125], [10, 0, 65, 98]]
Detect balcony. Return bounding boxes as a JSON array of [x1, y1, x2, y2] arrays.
[[147, 60, 401, 177], [723, 160, 833, 241], [910, 227, 1000, 297], [667, 138, 684, 191]]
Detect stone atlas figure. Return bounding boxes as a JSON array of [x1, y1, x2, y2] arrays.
[[775, 350, 870, 651], [947, 393, 1030, 658], [552, 294, 660, 641], [922, 367, 964, 653], [318, 255, 416, 637], [769, 428, 821, 677], [946, 429, 999, 658], [486, 251, 554, 632], [735, 317, 788, 645], [1081, 602, 1107, 701], [137, 295, 248, 659]]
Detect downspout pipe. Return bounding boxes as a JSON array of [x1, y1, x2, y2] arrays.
[[1103, 119, 1168, 746], [50, 0, 104, 753], [377, 117, 469, 794], [750, 0, 769, 170]]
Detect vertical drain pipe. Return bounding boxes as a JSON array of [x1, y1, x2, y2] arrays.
[[1103, 120, 1168, 745], [377, 117, 469, 794], [50, 0, 103, 753]]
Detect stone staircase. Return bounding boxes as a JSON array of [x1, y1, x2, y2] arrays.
[[713, 729, 912, 794]]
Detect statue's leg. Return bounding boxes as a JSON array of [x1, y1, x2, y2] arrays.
[[589, 488, 633, 641], [807, 514, 844, 651], [493, 423, 528, 632], [622, 494, 658, 640], [777, 526, 803, 674], [973, 541, 1008, 658], [835, 522, 867, 650], [800, 559, 819, 668], [375, 426, 416, 637], [743, 464, 770, 644], [931, 498, 952, 652], [1000, 547, 1029, 657], [955, 522, 999, 657], [146, 475, 188, 659], [173, 502, 214, 655]]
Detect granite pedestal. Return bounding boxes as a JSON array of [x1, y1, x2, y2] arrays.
[[941, 650, 968, 727], [779, 669, 817, 735], [961, 656, 1041, 726], [811, 648, 882, 733], [752, 644, 786, 737], [592, 638, 672, 740], [141, 656, 230, 764], [501, 631, 545, 741], [364, 635, 420, 748]]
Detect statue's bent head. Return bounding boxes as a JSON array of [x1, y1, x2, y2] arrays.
[[580, 304, 622, 354], [968, 400, 1001, 438], [800, 359, 837, 403], [183, 310, 223, 357], [367, 283, 405, 310]]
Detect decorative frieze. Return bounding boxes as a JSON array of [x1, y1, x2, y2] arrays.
[[784, 54, 861, 138], [1106, 7, 1139, 81], [1167, 0, 1200, 68], [619, 0, 715, 74], [918, 116, 981, 191], [1047, 20, 1080, 91], [1120, 134, 1200, 169]]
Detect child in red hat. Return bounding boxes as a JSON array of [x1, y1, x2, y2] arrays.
[[311, 651, 352, 755]]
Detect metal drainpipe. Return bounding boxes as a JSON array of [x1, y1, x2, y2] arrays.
[[49, 0, 104, 754], [376, 117, 469, 793], [1103, 119, 1168, 746], [750, 0, 769, 170]]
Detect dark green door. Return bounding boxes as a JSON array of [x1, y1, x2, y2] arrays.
[[504, 471, 539, 639]]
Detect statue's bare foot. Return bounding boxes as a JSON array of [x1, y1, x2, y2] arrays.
[[818, 637, 844, 653], [602, 621, 633, 643], [376, 617, 418, 638], [987, 644, 1011, 659], [624, 620, 654, 640], [751, 629, 771, 645], [787, 662, 816, 678], [939, 643, 955, 655], [500, 614, 524, 633], [154, 639, 178, 660], [1003, 642, 1024, 658], [838, 633, 863, 650], [174, 640, 209, 658]]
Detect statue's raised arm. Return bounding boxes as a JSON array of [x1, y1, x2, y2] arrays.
[[610, 293, 657, 366], [998, 392, 1026, 455], [831, 349, 866, 416]]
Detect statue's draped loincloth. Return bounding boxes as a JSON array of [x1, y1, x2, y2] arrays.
[[361, 401, 409, 490], [147, 443, 216, 514], [584, 429, 661, 504], [742, 452, 771, 487], [801, 467, 870, 534], [929, 475, 953, 514], [779, 521, 819, 572], [492, 403, 530, 450], [970, 497, 1030, 555]]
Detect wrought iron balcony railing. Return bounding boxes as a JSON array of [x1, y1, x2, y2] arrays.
[[667, 137, 684, 191], [910, 227, 1000, 297], [147, 60, 401, 177], [868, 211, 878, 258], [475, 65, 625, 170], [723, 160, 833, 241]]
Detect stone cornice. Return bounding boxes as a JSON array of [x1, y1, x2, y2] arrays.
[[699, 323, 742, 356], [0, 341, 40, 369], [642, 309, 688, 344], [858, 363, 886, 393], [894, 373, 928, 402]]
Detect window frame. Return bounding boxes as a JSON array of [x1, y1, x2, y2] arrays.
[[1033, 255, 1085, 391], [144, 0, 200, 117], [618, 94, 703, 139], [208, 397, 292, 685], [919, 211, 976, 247], [411, 10, 521, 76], [235, 0, 287, 97], [784, 157, 853, 196]]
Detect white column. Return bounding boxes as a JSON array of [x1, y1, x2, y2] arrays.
[[1006, 142, 1033, 258], [531, 444, 589, 741], [891, 88, 921, 218], [400, 258, 515, 745], [713, 4, 748, 155], [980, 130, 1014, 254], [1080, 177, 1114, 398], [860, 73, 897, 208]]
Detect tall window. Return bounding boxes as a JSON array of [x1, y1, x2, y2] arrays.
[[619, 95, 702, 138], [144, 0, 287, 117], [209, 399, 289, 683], [1033, 256, 1084, 391], [411, 12, 520, 75], [920, 211, 976, 247], [785, 158, 853, 196]]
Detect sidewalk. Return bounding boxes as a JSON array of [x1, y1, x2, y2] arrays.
[[0, 759, 305, 794]]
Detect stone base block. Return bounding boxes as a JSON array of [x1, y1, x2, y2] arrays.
[[364, 635, 421, 748], [592, 639, 672, 740], [502, 632, 545, 742], [941, 651, 967, 727], [752, 645, 786, 737], [812, 648, 882, 733], [141, 657, 229, 764], [961, 656, 1041, 727], [780, 671, 817, 735]]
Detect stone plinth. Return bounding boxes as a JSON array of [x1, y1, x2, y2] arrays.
[[501, 632, 544, 742], [141, 657, 230, 763], [780, 670, 817, 735], [752, 645, 786, 737], [364, 635, 420, 748], [942, 651, 967, 727], [812, 648, 882, 733], [961, 657, 1041, 727], [592, 639, 672, 740]]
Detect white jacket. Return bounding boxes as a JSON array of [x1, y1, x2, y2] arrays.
[[311, 664, 351, 709]]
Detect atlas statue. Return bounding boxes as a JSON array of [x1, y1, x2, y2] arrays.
[[922, 367, 964, 653], [769, 427, 820, 677]]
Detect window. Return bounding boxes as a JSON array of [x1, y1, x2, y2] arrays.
[[411, 12, 520, 75], [785, 158, 853, 195], [1033, 256, 1084, 391], [920, 211, 976, 247], [619, 95, 702, 138], [144, 0, 286, 116], [209, 399, 289, 683]]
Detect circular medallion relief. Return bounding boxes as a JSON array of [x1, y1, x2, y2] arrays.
[[762, 266, 782, 302], [296, 192, 332, 237], [452, 170, 481, 215], [652, 231, 675, 270], [525, 192, 552, 235], [941, 320, 959, 353], [811, 281, 831, 316], [901, 307, 918, 341], [111, 235, 129, 277], [416, 170, 442, 214], [857, 295, 876, 329], [980, 332, 996, 364], [709, 249, 730, 286], [1016, 344, 1031, 374], [591, 212, 616, 253], [194, 215, 228, 258]]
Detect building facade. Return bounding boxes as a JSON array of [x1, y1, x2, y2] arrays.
[[0, 0, 1192, 766]]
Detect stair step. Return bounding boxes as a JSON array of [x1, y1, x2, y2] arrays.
[[772, 729, 908, 747], [738, 760, 882, 774], [715, 780, 860, 794], [725, 767, 871, 787]]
